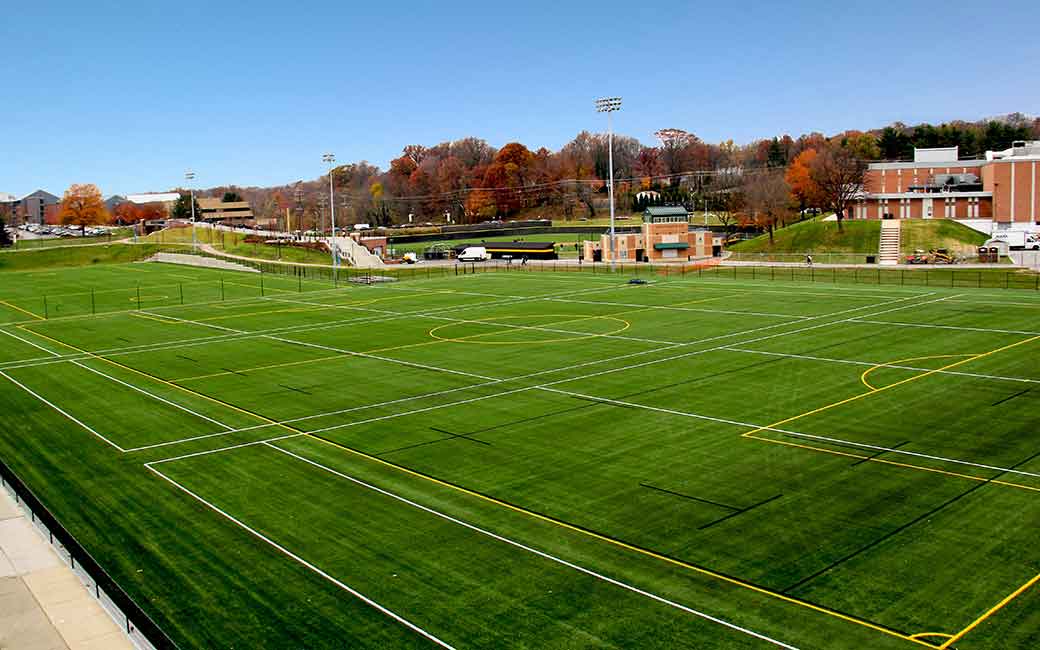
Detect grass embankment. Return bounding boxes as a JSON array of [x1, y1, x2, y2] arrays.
[[727, 219, 880, 263], [143, 227, 334, 265], [900, 219, 987, 255], [11, 228, 134, 250], [0, 243, 162, 272]]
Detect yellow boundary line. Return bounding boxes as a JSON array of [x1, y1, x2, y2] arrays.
[[909, 632, 953, 641], [302, 435, 938, 648], [0, 299, 44, 321], [938, 572, 1040, 649], [859, 354, 973, 391]]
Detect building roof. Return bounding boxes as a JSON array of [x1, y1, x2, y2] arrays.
[[127, 192, 180, 204], [0, 192, 16, 203], [22, 189, 60, 203], [645, 206, 689, 217]]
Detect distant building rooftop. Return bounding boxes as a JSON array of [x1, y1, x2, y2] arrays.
[[127, 192, 180, 204]]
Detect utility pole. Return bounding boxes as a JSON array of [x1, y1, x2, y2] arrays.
[[323, 153, 338, 268], [185, 170, 196, 251], [595, 97, 621, 271]]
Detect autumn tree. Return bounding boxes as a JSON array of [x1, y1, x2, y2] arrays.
[[744, 171, 791, 244], [810, 146, 866, 231], [785, 149, 824, 214], [59, 184, 108, 233]]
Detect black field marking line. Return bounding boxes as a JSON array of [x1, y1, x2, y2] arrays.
[[781, 446, 1040, 596], [991, 388, 1032, 406], [639, 483, 739, 511], [277, 384, 312, 396], [0, 281, 629, 372], [850, 441, 911, 467], [255, 443, 803, 650], [697, 494, 784, 530], [175, 354, 197, 363], [376, 427, 491, 456], [291, 433, 931, 647], [221, 367, 246, 377], [724, 348, 1040, 387], [143, 464, 458, 650], [142, 292, 946, 456], [850, 318, 1040, 336]]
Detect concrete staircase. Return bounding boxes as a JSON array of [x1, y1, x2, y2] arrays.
[[878, 219, 901, 265], [329, 236, 386, 269]]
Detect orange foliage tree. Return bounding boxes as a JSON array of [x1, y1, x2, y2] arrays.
[[785, 149, 824, 212], [59, 184, 108, 232]]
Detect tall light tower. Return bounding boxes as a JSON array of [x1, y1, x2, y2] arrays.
[[322, 153, 338, 267], [595, 97, 621, 271], [185, 170, 197, 251]]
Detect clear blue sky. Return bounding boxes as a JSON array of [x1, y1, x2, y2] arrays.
[[2, 1, 1037, 197]]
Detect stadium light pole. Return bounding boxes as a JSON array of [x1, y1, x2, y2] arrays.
[[595, 97, 621, 272], [185, 170, 196, 251], [323, 153, 338, 268]]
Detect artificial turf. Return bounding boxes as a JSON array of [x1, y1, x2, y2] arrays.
[[0, 261, 1038, 649]]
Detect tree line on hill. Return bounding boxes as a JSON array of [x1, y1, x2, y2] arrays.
[[19, 113, 1036, 236]]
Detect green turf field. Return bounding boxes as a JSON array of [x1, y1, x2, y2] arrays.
[[1, 261, 1038, 649]]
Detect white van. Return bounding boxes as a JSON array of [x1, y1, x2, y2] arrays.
[[457, 246, 490, 262]]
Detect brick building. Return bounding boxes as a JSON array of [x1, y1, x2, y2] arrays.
[[854, 141, 1040, 233], [582, 206, 720, 262]]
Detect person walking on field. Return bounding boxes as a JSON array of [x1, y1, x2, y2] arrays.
[[806, 254, 813, 267]]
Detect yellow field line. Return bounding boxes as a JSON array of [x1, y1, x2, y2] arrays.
[[15, 306, 935, 648], [859, 354, 973, 391], [938, 572, 1040, 649], [742, 335, 1040, 440], [304, 435, 937, 649], [746, 434, 1040, 493], [0, 299, 44, 321], [130, 312, 185, 326], [909, 632, 952, 641], [175, 356, 346, 383]]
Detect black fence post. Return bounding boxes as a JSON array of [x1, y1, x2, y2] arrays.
[[91, 289, 96, 315], [260, 271, 265, 296], [179, 283, 184, 305], [44, 296, 48, 319], [220, 278, 225, 301], [136, 285, 141, 310]]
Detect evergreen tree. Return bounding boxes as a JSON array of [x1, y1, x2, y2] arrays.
[[0, 217, 12, 247], [170, 193, 202, 221]]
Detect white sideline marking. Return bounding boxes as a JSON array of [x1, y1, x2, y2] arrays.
[[144, 464, 457, 650], [724, 347, 1040, 386], [0, 327, 62, 357], [146, 292, 944, 462], [0, 281, 628, 372], [540, 387, 1040, 480], [0, 370, 125, 451], [71, 361, 236, 431], [850, 318, 1040, 336], [261, 443, 802, 650]]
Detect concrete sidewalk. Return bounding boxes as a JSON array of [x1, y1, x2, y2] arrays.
[[0, 487, 134, 650]]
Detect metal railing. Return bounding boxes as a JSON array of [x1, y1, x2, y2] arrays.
[[0, 459, 178, 650]]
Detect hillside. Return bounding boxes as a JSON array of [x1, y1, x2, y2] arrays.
[[729, 218, 990, 261], [728, 220, 881, 255]]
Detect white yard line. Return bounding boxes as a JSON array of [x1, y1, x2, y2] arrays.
[[850, 318, 1040, 336], [260, 442, 802, 650], [543, 296, 810, 320], [0, 326, 63, 357], [539, 387, 1040, 480], [144, 464, 457, 650], [0, 370, 125, 451], [71, 360, 236, 431], [724, 347, 1040, 386]]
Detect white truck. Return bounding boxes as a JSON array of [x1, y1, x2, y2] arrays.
[[989, 230, 1040, 250], [457, 246, 490, 262]]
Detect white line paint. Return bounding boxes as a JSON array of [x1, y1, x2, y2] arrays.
[[539, 387, 1040, 480], [263, 443, 802, 650], [144, 464, 457, 650], [724, 347, 1040, 386], [72, 360, 236, 431], [0, 370, 125, 451], [850, 318, 1040, 336]]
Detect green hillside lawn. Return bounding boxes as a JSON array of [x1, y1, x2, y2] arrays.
[[900, 219, 988, 255], [728, 219, 881, 255], [143, 227, 336, 265], [1, 263, 1039, 649], [0, 243, 161, 272]]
